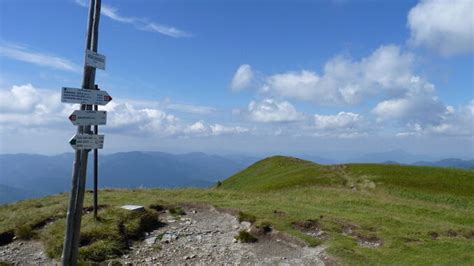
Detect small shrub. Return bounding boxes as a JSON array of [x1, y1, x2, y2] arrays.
[[169, 207, 186, 216], [235, 230, 258, 243], [79, 239, 124, 262], [15, 224, 34, 240], [256, 221, 272, 234], [149, 204, 165, 212], [117, 210, 164, 240], [238, 211, 256, 224], [139, 212, 162, 233], [216, 181, 222, 188]]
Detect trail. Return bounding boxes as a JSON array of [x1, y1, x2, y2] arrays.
[[0, 205, 332, 265]]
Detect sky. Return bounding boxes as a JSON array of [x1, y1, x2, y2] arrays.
[[0, 0, 473, 158]]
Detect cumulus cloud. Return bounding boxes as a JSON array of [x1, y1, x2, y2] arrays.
[[258, 45, 417, 105], [0, 44, 80, 72], [74, 0, 191, 38], [407, 0, 474, 56], [0, 84, 247, 137], [0, 84, 71, 126], [183, 121, 249, 136], [209, 124, 249, 135], [247, 99, 304, 123], [397, 100, 474, 137], [230, 64, 254, 91], [372, 76, 448, 125], [313, 112, 367, 138]]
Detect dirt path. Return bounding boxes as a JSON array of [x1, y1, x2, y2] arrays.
[[0, 240, 57, 265], [0, 205, 330, 265], [118, 205, 327, 265]]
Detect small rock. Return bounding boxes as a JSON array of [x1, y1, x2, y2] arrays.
[[145, 236, 157, 245], [233, 238, 238, 243], [161, 232, 179, 243], [240, 221, 251, 229], [120, 205, 145, 212]]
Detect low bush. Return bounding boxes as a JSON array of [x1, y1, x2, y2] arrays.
[[235, 230, 258, 243], [169, 207, 186, 216], [15, 224, 34, 240], [238, 211, 256, 224]]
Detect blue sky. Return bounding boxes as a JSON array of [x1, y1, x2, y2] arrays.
[[0, 0, 473, 158]]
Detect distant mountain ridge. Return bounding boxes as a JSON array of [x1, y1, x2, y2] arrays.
[[1, 151, 472, 204], [0, 152, 259, 204], [413, 158, 474, 169]]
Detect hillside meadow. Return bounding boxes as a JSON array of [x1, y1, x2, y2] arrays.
[[0, 156, 473, 265]]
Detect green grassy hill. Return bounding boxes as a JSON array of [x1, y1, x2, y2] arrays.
[[1, 156, 473, 265]]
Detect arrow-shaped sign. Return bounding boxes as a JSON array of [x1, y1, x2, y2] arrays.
[[69, 110, 107, 126], [61, 87, 112, 105], [85, 49, 106, 70], [69, 134, 104, 150]]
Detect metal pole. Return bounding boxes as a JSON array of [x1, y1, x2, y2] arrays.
[[93, 85, 99, 220], [61, 0, 101, 265]]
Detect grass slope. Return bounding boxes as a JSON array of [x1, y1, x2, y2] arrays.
[[1, 156, 473, 265]]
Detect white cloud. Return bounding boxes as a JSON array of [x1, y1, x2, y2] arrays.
[[186, 121, 208, 134], [258, 45, 417, 105], [0, 44, 80, 72], [407, 0, 474, 56], [397, 100, 474, 137], [140, 22, 192, 38], [74, 0, 191, 38], [209, 124, 249, 136], [183, 121, 249, 136], [0, 84, 247, 138], [248, 99, 304, 123], [314, 112, 363, 130], [372, 75, 448, 126], [0, 84, 71, 126], [101, 4, 136, 23], [230, 64, 254, 91], [313, 112, 367, 138]]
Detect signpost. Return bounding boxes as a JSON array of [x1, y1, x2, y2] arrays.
[[62, 0, 106, 265], [69, 134, 104, 150], [69, 110, 107, 126], [85, 49, 106, 70], [61, 87, 112, 105]]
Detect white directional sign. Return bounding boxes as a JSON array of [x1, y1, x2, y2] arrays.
[[61, 87, 112, 105], [85, 49, 106, 70], [69, 134, 104, 150], [69, 110, 107, 126]]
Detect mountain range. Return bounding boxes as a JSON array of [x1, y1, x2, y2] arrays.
[[1, 150, 472, 204], [0, 152, 258, 204]]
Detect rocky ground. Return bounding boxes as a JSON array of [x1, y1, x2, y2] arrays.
[[0, 240, 56, 265], [0, 205, 332, 265]]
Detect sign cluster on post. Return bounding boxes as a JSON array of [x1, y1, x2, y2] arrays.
[[61, 82, 111, 150]]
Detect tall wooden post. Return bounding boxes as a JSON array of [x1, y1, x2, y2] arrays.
[[61, 0, 101, 265]]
